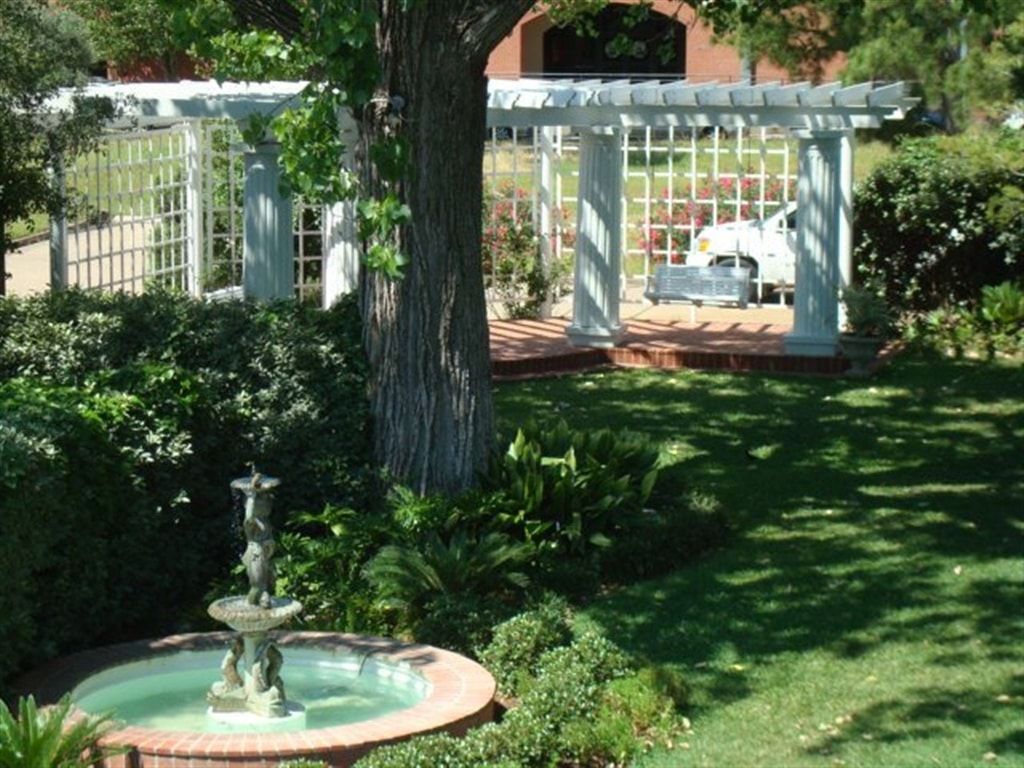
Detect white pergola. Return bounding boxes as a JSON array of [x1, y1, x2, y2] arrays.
[[49, 77, 915, 356]]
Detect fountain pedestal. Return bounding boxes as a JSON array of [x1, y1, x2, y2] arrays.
[[207, 473, 302, 720]]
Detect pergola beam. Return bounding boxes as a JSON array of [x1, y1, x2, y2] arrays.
[[49, 78, 916, 132]]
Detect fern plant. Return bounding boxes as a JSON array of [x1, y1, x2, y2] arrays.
[[979, 281, 1024, 352], [0, 695, 119, 768]]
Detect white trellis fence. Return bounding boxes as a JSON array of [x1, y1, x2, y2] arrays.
[[51, 120, 794, 308], [50, 121, 325, 302]]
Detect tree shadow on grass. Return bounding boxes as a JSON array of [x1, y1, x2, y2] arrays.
[[804, 674, 1024, 758], [497, 354, 1024, 720]]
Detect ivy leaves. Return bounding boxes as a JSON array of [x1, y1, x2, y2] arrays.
[[273, 90, 357, 203], [358, 196, 411, 279]]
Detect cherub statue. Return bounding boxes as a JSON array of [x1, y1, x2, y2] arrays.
[[241, 472, 276, 608]]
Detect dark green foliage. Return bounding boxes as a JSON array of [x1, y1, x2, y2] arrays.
[[907, 280, 1024, 357], [364, 530, 531, 653], [598, 490, 730, 585], [854, 133, 1024, 314], [409, 593, 514, 658], [474, 418, 665, 598], [366, 531, 531, 613], [274, 505, 396, 634], [559, 668, 690, 766], [277, 762, 328, 768], [0, 290, 372, 686], [354, 420, 715, 642], [978, 281, 1024, 350], [0, 376, 221, 685], [0, 289, 372, 513], [840, 284, 895, 338]]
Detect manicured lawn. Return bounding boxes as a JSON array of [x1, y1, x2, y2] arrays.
[[494, 353, 1024, 768]]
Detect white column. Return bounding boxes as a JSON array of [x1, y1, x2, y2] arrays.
[[48, 158, 68, 291], [323, 199, 360, 306], [536, 126, 556, 318], [784, 129, 853, 356], [243, 142, 293, 301], [322, 116, 361, 308], [567, 128, 625, 348], [184, 122, 203, 297], [837, 131, 855, 328]]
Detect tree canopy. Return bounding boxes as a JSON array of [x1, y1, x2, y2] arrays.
[[0, 0, 114, 295], [63, 0, 184, 79], [728, 0, 1024, 128]]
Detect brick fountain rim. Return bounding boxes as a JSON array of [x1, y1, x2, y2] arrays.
[[16, 631, 496, 767]]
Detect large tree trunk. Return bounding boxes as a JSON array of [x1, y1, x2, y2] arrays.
[[360, 1, 532, 494]]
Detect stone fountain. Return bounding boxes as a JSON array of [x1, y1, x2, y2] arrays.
[[20, 471, 496, 766], [206, 472, 303, 721]]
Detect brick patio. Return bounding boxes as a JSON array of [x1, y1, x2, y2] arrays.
[[489, 303, 851, 378]]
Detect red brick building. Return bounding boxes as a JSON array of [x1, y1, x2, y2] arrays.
[[486, 1, 844, 82]]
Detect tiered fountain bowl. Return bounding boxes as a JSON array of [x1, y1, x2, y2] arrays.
[[18, 474, 494, 768]]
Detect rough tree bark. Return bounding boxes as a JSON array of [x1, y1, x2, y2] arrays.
[[358, 1, 534, 494]]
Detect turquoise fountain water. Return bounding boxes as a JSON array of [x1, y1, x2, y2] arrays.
[[72, 648, 429, 734]]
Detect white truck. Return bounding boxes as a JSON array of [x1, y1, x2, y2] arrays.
[[689, 203, 797, 300]]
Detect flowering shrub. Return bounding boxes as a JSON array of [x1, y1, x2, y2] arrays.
[[854, 133, 1024, 313], [482, 181, 572, 319], [638, 177, 790, 264]]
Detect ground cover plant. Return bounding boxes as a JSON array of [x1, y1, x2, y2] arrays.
[[357, 601, 689, 768], [908, 280, 1024, 358], [274, 417, 725, 656], [494, 353, 1024, 768]]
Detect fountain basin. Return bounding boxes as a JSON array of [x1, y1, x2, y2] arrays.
[[207, 596, 303, 633], [18, 632, 495, 768]]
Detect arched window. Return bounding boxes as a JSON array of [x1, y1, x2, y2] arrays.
[[542, 4, 685, 78]]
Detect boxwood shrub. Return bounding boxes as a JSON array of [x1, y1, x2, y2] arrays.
[[356, 615, 687, 768]]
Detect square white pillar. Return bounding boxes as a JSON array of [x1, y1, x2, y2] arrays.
[[243, 142, 294, 301], [321, 118, 360, 308], [567, 127, 625, 348], [785, 129, 853, 357], [322, 199, 360, 307]]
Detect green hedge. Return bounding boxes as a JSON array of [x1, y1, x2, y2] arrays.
[[0, 290, 372, 687], [854, 131, 1024, 313]]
